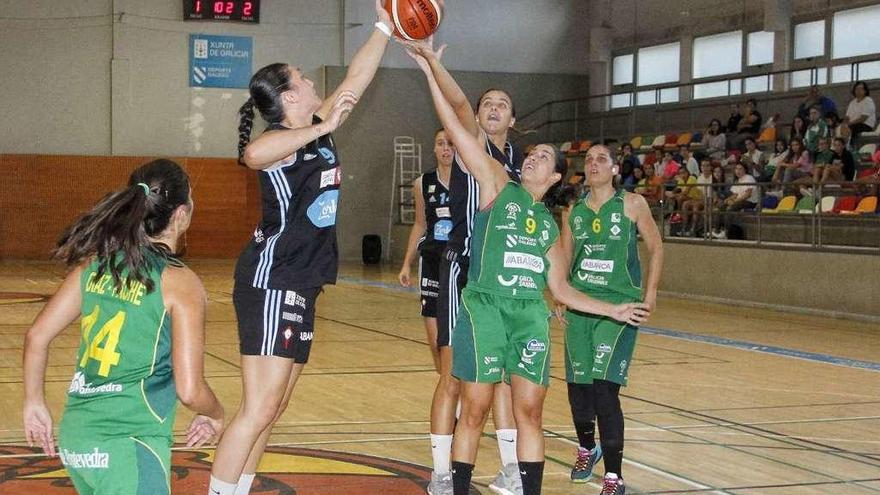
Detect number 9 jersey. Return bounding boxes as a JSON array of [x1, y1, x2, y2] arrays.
[[60, 252, 178, 442]]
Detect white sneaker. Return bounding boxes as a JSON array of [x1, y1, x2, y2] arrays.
[[427, 471, 453, 495], [711, 229, 727, 239], [488, 463, 523, 495]]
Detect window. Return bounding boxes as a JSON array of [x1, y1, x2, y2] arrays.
[[857, 61, 880, 81], [612, 54, 634, 85], [637, 42, 680, 86], [747, 31, 775, 66], [830, 62, 880, 84], [693, 31, 742, 78], [794, 20, 825, 59], [610, 93, 632, 109], [744, 75, 770, 94], [832, 5, 880, 59], [832, 64, 853, 84], [791, 68, 827, 88]]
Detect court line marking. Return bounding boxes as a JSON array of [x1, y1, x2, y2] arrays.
[[336, 276, 880, 373]]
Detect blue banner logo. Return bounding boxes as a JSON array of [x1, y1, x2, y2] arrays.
[[189, 34, 252, 88], [307, 190, 339, 228]]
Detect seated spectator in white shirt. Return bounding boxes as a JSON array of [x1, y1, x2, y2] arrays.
[[765, 139, 788, 182], [741, 137, 765, 180], [843, 81, 876, 140], [701, 119, 727, 161], [713, 163, 758, 239], [679, 144, 699, 176]]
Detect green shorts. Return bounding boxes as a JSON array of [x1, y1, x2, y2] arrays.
[[565, 306, 639, 386], [57, 432, 171, 495], [451, 287, 552, 387]]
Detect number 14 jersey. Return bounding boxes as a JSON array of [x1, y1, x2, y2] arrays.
[[61, 252, 177, 440]]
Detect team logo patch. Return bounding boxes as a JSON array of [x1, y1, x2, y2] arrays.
[[307, 190, 339, 228], [0, 446, 439, 494], [435, 207, 451, 218], [502, 252, 544, 273], [318, 146, 336, 164], [526, 339, 546, 352], [611, 213, 622, 223], [610, 225, 622, 236], [320, 167, 342, 188], [581, 259, 615, 273], [433, 220, 452, 241], [505, 234, 517, 248]]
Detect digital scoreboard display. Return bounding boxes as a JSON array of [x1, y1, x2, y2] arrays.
[[184, 1, 260, 23]]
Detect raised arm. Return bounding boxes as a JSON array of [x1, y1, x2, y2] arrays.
[[241, 91, 357, 170], [626, 193, 663, 312], [410, 51, 507, 207], [317, 0, 392, 120], [405, 38, 480, 137], [163, 266, 224, 446], [23, 263, 86, 456], [546, 242, 649, 325], [398, 178, 427, 287]]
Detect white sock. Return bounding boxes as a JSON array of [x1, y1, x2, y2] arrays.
[[233, 473, 256, 495], [208, 475, 237, 495], [430, 434, 453, 474], [496, 429, 518, 466]]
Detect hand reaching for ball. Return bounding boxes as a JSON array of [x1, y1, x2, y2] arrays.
[[326, 91, 359, 132]]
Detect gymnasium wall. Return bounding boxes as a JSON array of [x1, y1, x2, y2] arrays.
[[0, 0, 590, 157]]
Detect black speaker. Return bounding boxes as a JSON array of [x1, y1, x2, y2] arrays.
[[362, 235, 382, 264]]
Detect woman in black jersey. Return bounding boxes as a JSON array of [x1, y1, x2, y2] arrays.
[[398, 128, 454, 370], [208, 3, 394, 494]]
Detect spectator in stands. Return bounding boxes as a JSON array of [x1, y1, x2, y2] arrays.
[[702, 118, 727, 161], [828, 136, 856, 182], [623, 165, 643, 192], [789, 115, 807, 142], [797, 85, 837, 122], [665, 167, 697, 212], [635, 163, 664, 206], [804, 105, 830, 155], [681, 160, 714, 237], [764, 139, 788, 182], [800, 137, 834, 190], [712, 163, 758, 239], [843, 81, 876, 141], [741, 137, 766, 180], [619, 143, 641, 184], [855, 148, 880, 195], [729, 98, 762, 150], [725, 103, 742, 134], [772, 138, 812, 185], [657, 151, 681, 181], [825, 111, 851, 148], [679, 144, 699, 176], [712, 164, 731, 201], [642, 148, 659, 169]]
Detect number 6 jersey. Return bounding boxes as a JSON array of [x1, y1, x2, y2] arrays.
[[61, 252, 177, 440]]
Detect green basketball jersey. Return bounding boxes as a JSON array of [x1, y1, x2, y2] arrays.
[[568, 189, 643, 301], [61, 252, 177, 440], [468, 182, 560, 300]]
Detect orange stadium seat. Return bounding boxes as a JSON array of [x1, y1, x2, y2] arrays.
[[855, 196, 878, 214], [757, 126, 776, 144], [676, 132, 692, 146], [579, 140, 592, 153]]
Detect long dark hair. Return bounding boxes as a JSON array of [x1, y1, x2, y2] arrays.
[[238, 63, 293, 164], [54, 159, 190, 293], [543, 144, 577, 209]]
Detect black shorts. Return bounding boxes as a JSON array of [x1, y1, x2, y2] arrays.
[[233, 282, 321, 362], [436, 250, 469, 348], [418, 249, 442, 318]]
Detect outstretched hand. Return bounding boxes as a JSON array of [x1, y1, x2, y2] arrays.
[[325, 91, 359, 131], [399, 36, 447, 62]]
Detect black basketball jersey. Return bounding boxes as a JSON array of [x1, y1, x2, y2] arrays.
[[235, 117, 341, 290], [419, 169, 451, 254], [447, 137, 523, 257]]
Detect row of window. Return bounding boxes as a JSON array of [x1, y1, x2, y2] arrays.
[[610, 3, 880, 108]]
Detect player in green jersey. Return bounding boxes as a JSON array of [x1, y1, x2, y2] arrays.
[[560, 144, 663, 495], [23, 159, 225, 495], [408, 48, 649, 495]]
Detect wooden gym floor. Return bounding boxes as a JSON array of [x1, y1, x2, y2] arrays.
[[0, 259, 878, 494]]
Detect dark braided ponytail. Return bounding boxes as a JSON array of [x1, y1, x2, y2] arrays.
[[54, 159, 191, 293], [543, 145, 578, 209], [238, 63, 293, 165]]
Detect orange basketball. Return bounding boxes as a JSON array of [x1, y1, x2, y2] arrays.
[[383, 0, 443, 41]]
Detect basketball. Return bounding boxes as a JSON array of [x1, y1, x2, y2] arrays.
[[384, 0, 443, 41]]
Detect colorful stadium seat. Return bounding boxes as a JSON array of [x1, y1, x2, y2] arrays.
[[858, 143, 877, 158], [855, 196, 878, 214], [579, 140, 592, 153], [559, 141, 572, 153], [763, 195, 796, 214], [691, 132, 703, 146], [651, 134, 666, 149], [757, 126, 776, 144], [630, 136, 643, 149], [663, 133, 679, 150], [796, 195, 815, 214], [819, 196, 837, 213], [676, 132, 692, 146], [832, 196, 859, 214], [761, 196, 779, 210]]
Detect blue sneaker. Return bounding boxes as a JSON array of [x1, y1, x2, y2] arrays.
[[570, 445, 602, 483]]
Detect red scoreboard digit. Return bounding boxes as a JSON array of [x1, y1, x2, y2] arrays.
[[184, 0, 259, 23]]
